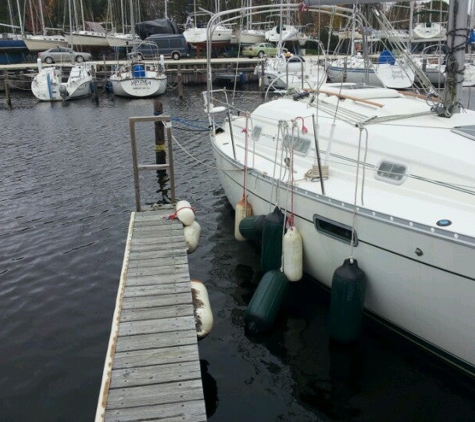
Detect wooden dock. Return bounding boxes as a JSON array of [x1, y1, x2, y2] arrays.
[[95, 207, 207, 421]]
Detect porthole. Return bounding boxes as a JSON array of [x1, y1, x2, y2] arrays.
[[314, 215, 358, 246], [252, 126, 262, 142]]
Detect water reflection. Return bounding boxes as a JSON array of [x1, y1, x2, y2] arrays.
[[200, 359, 218, 418], [301, 340, 362, 420]]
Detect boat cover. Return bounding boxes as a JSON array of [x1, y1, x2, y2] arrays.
[[135, 19, 180, 40]]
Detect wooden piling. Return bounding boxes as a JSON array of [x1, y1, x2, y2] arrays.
[[177, 65, 184, 99], [153, 100, 169, 202], [5, 78, 12, 109]]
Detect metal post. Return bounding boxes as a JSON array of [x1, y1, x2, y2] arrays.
[[129, 119, 142, 211], [441, 0, 469, 116]]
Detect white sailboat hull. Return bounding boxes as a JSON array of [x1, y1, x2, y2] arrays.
[[109, 64, 167, 98], [66, 31, 109, 48], [110, 77, 167, 97], [205, 84, 475, 375], [235, 29, 266, 45], [31, 64, 93, 101], [107, 33, 141, 48], [24, 35, 68, 52], [183, 26, 233, 48], [327, 57, 415, 89], [259, 56, 327, 90]]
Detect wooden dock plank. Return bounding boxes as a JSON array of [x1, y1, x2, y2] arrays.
[[109, 361, 202, 389], [127, 256, 189, 268], [118, 316, 196, 336], [96, 209, 207, 421], [124, 273, 190, 286], [123, 283, 191, 298], [126, 263, 190, 277], [112, 344, 200, 369], [122, 292, 192, 309], [120, 303, 193, 321], [115, 330, 198, 353], [106, 380, 205, 409], [105, 400, 207, 422]]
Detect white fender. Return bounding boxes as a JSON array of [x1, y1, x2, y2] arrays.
[[191, 280, 214, 340], [184, 220, 201, 253], [176, 200, 195, 226], [283, 226, 303, 281], [234, 197, 253, 242]]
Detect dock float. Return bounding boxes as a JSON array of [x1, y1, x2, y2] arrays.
[[95, 207, 207, 421]]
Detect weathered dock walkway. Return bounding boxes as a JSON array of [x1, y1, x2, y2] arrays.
[[95, 207, 207, 421]]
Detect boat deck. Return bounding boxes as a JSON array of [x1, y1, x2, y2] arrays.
[[95, 208, 207, 421]]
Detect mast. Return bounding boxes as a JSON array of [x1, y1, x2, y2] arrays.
[[28, 0, 36, 34], [69, 0, 74, 47], [121, 0, 125, 32], [129, 0, 135, 38], [39, 0, 46, 36], [79, 0, 85, 30], [16, 0, 24, 36], [407, 0, 414, 51], [440, 0, 469, 116]]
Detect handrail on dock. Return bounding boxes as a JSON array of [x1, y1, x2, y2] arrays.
[[129, 115, 176, 211]]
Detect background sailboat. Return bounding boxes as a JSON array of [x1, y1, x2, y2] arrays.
[[0, 0, 28, 63], [23, 0, 68, 52]]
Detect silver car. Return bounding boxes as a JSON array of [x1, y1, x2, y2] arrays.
[[38, 47, 92, 64]]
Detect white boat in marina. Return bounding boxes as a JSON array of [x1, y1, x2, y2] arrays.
[[258, 53, 327, 90], [413, 55, 475, 87], [183, 14, 233, 51], [233, 0, 266, 45], [66, 22, 110, 49], [24, 34, 68, 52], [202, 0, 475, 377], [183, 2, 233, 52], [183, 24, 233, 49], [22, 0, 68, 52], [234, 28, 266, 46], [106, 31, 141, 48], [413, 21, 446, 42], [31, 60, 94, 101], [109, 52, 167, 98], [265, 24, 308, 45], [327, 51, 415, 89], [410, 45, 475, 87]]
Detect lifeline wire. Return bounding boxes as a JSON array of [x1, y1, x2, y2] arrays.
[[349, 126, 365, 260]]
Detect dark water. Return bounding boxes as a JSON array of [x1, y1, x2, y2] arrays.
[[1, 85, 475, 422]]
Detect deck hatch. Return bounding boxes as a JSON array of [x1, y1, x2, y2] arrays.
[[375, 160, 408, 184], [452, 125, 475, 141], [283, 134, 311, 155]]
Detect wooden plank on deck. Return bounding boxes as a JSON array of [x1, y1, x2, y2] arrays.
[[95, 209, 207, 421]]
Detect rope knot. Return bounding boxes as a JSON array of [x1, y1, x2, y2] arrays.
[[167, 206, 195, 220]]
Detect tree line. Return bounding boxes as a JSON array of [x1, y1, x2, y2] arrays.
[[0, 1, 450, 35]]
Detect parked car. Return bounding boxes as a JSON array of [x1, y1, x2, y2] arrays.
[[129, 35, 190, 61], [242, 42, 280, 58], [38, 47, 92, 64], [145, 34, 191, 60], [127, 41, 160, 61]]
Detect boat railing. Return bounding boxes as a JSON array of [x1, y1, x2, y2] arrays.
[[203, 89, 237, 159], [129, 115, 176, 211]]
